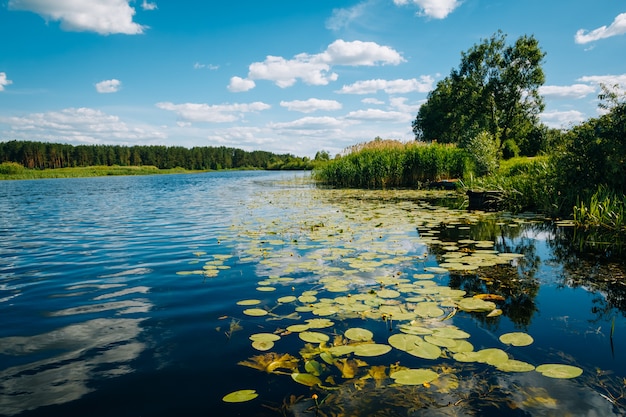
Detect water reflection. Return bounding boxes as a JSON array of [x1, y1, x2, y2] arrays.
[[0, 318, 146, 415]]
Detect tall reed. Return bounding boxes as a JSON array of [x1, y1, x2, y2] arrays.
[[314, 141, 469, 188]]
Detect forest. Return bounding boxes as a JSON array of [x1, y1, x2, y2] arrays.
[[0, 140, 313, 171]]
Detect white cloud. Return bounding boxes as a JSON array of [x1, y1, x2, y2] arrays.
[[319, 39, 405, 66], [141, 0, 157, 11], [228, 76, 256, 92], [240, 39, 404, 88], [0, 107, 166, 144], [575, 13, 626, 44], [155, 101, 271, 123], [388, 97, 422, 113], [539, 84, 596, 99], [393, 0, 462, 19], [280, 98, 342, 113], [247, 55, 337, 88], [540, 110, 586, 128], [326, 2, 368, 31], [362, 98, 385, 105], [577, 74, 626, 91], [0, 72, 12, 91], [345, 108, 413, 123], [269, 116, 347, 130], [194, 63, 219, 70], [95, 79, 121, 93], [337, 76, 433, 94], [7, 0, 146, 35]]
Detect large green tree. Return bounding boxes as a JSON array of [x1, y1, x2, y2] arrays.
[[413, 31, 546, 153]]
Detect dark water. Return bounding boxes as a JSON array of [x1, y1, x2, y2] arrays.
[[0, 171, 624, 417]]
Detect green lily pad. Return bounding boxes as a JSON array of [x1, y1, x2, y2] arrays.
[[457, 298, 496, 312], [305, 360, 323, 376], [291, 372, 322, 387], [496, 359, 535, 372], [475, 348, 509, 366], [286, 324, 310, 332], [299, 331, 330, 343], [327, 345, 355, 356], [305, 318, 335, 328], [424, 335, 457, 348], [256, 286, 276, 292], [236, 299, 261, 306], [251, 340, 274, 351], [243, 308, 268, 316], [345, 327, 374, 342], [277, 296, 297, 303], [353, 343, 392, 357], [391, 368, 439, 385], [536, 364, 583, 379], [432, 327, 471, 339], [377, 289, 401, 298], [414, 302, 444, 318], [424, 266, 449, 274], [222, 389, 258, 403], [249, 333, 281, 342], [499, 332, 534, 347]]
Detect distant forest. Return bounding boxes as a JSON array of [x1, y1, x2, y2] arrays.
[[0, 140, 313, 170]]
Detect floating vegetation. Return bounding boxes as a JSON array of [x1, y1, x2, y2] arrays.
[[205, 184, 621, 415], [222, 389, 259, 403]]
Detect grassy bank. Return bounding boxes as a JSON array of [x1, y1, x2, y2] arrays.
[[0, 162, 202, 180]]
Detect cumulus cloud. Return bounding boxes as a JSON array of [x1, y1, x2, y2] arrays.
[[155, 101, 270, 123], [234, 39, 404, 90], [141, 0, 157, 11], [337, 76, 433, 94], [0, 107, 166, 143], [393, 0, 462, 19], [540, 110, 586, 128], [269, 116, 347, 130], [7, 0, 147, 35], [362, 98, 385, 105], [345, 108, 413, 123], [95, 79, 121, 93], [228, 76, 256, 92], [0, 72, 12, 91], [575, 13, 626, 44], [539, 84, 596, 99], [280, 98, 342, 113], [577, 74, 626, 91]]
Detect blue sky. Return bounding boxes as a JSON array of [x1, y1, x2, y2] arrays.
[[0, 0, 625, 157]]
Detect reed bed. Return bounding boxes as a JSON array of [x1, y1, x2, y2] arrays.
[[314, 141, 469, 188]]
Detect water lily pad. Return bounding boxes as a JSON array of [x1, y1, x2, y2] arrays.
[[353, 343, 392, 357], [424, 335, 457, 348], [256, 286, 276, 292], [475, 348, 509, 366], [251, 340, 274, 351], [291, 372, 322, 387], [432, 327, 471, 339], [243, 308, 268, 316], [391, 368, 439, 385], [305, 359, 323, 376], [499, 332, 534, 347], [222, 389, 258, 403], [299, 331, 330, 343], [457, 298, 496, 312], [237, 299, 261, 306], [286, 324, 310, 332], [377, 289, 401, 298], [536, 364, 583, 379], [414, 302, 444, 318], [496, 359, 535, 372], [249, 333, 281, 342], [305, 318, 334, 328], [277, 296, 297, 303], [327, 345, 355, 356], [345, 327, 374, 342], [424, 267, 449, 274]]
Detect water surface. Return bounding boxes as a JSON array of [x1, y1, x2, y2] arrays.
[[0, 171, 624, 416]]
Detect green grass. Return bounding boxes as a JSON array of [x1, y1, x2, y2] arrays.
[[313, 140, 470, 188], [0, 163, 202, 180]]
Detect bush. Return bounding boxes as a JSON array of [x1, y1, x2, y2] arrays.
[[501, 139, 520, 159], [0, 162, 25, 175], [463, 131, 499, 176]]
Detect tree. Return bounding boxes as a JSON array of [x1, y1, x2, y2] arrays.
[[413, 31, 546, 152]]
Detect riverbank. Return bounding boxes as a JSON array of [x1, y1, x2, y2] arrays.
[[0, 163, 208, 180]]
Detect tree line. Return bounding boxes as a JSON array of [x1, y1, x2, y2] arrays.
[[0, 140, 313, 170]]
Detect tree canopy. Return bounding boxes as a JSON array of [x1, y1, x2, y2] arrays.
[[413, 31, 546, 154]]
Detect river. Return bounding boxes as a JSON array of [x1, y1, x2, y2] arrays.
[[0, 171, 624, 416]]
